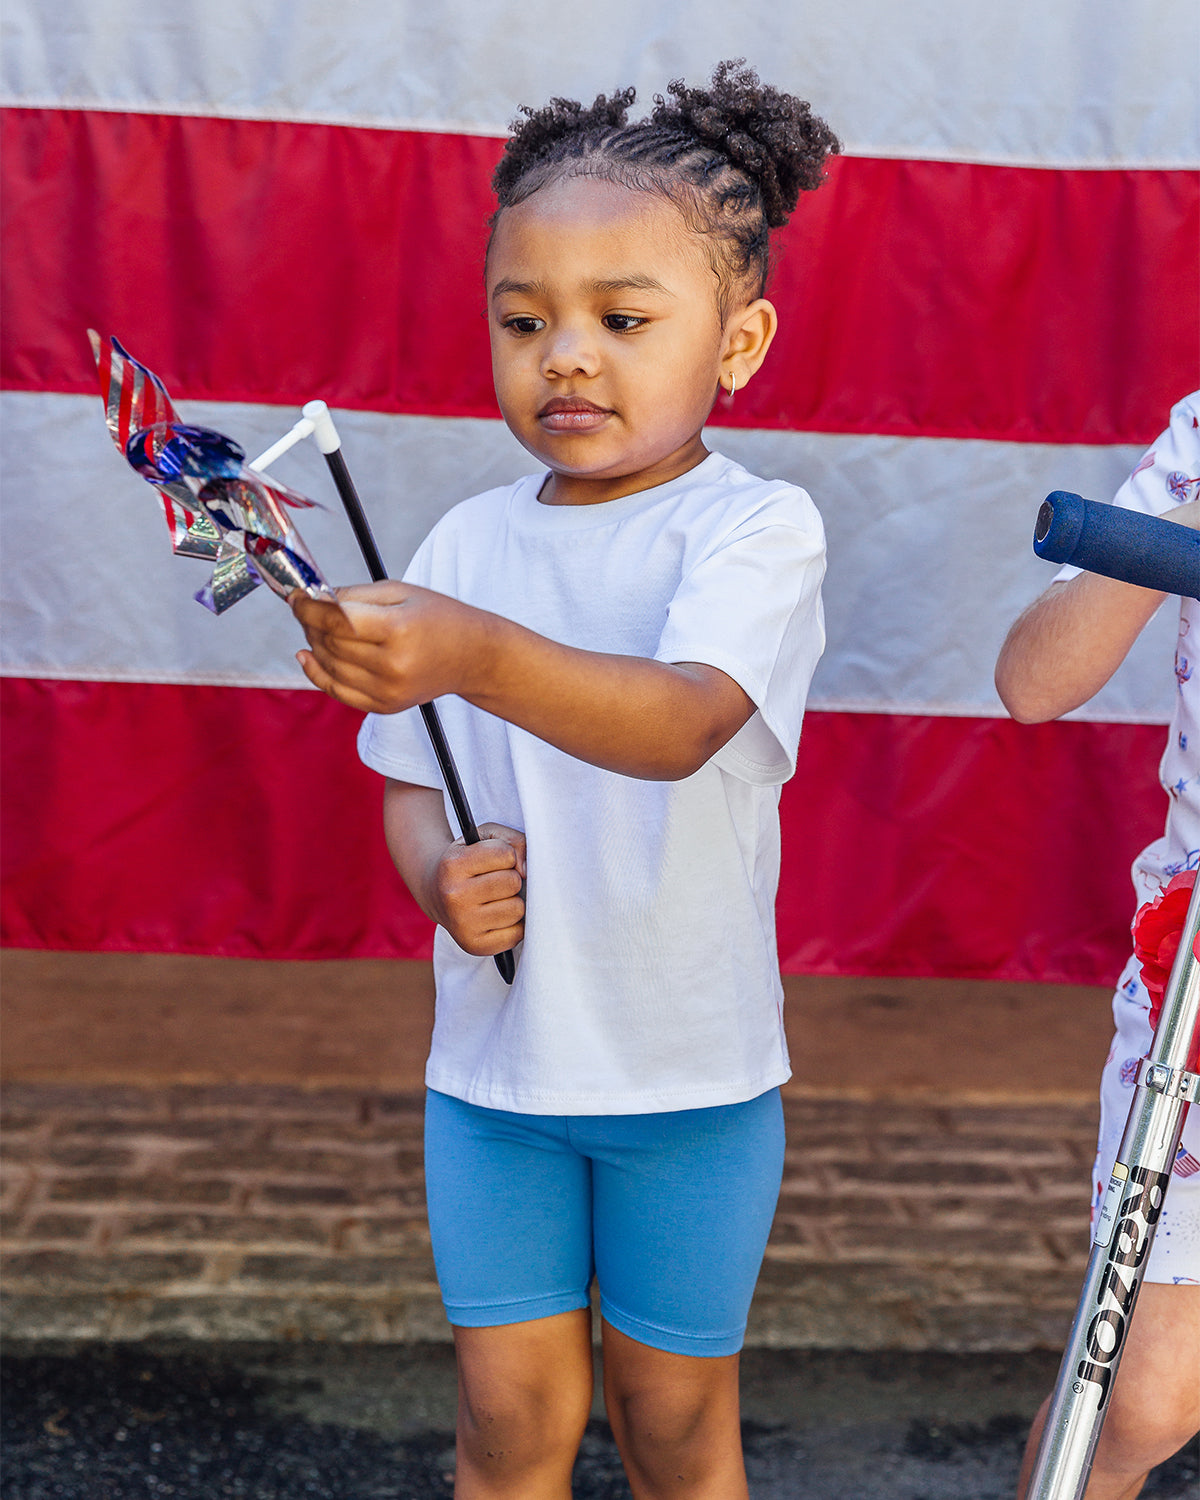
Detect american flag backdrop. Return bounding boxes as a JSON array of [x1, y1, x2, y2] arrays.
[[2, 1, 1197, 979]]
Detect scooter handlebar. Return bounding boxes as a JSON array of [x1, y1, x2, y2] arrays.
[[1033, 490, 1199, 599]]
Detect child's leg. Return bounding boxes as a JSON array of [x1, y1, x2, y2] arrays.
[[454, 1310, 594, 1498], [423, 1091, 597, 1497], [602, 1324, 747, 1500], [587, 1087, 786, 1498], [1016, 1282, 1200, 1500], [1016, 966, 1200, 1498]]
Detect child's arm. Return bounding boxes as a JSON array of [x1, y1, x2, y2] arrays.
[[291, 584, 755, 780], [994, 496, 1199, 723], [383, 779, 526, 956]]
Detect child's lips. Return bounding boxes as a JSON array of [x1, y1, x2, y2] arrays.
[[537, 397, 612, 433]]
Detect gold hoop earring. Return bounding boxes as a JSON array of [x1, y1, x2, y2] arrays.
[[726, 373, 737, 398]]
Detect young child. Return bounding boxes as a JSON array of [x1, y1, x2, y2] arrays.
[[292, 61, 839, 1499], [996, 393, 1200, 1499]]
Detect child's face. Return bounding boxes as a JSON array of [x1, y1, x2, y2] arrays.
[[486, 176, 731, 505]]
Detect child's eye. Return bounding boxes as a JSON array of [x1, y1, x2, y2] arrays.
[[502, 316, 544, 335], [602, 313, 647, 333]]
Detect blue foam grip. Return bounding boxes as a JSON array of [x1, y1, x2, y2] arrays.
[[1033, 491, 1200, 599]]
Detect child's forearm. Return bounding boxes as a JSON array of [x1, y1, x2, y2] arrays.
[[994, 573, 1167, 723], [294, 586, 755, 779], [463, 616, 753, 779], [383, 781, 457, 921]]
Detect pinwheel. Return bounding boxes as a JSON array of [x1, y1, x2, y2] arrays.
[[90, 331, 336, 613], [90, 333, 516, 983]]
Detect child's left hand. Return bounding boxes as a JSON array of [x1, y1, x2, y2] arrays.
[[291, 582, 489, 714]]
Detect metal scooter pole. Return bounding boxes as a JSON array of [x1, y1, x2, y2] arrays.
[[1025, 878, 1198, 1498], [1024, 488, 1200, 1498]]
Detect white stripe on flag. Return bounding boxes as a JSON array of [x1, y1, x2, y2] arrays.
[[0, 391, 1169, 722], [3, 0, 1197, 169]]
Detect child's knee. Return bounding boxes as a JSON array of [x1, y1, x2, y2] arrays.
[[607, 1380, 702, 1452], [1092, 1284, 1200, 1479], [1096, 1380, 1199, 1480], [455, 1321, 594, 1472], [459, 1373, 589, 1454], [603, 1350, 741, 1474]]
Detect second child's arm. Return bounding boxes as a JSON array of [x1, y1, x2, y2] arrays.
[[291, 583, 755, 780], [995, 496, 1199, 724], [994, 573, 1168, 723]]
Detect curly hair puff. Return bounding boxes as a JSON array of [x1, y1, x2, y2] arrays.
[[489, 60, 840, 314]]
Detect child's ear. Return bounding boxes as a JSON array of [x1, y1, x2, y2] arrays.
[[721, 299, 778, 392]]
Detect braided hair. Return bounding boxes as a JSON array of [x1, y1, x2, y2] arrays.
[[490, 60, 840, 316]]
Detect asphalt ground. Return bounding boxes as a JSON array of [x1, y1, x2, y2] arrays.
[[3, 1342, 1198, 1499]]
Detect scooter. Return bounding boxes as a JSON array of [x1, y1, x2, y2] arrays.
[[1024, 490, 1200, 1500]]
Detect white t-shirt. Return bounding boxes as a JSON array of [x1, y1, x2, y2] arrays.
[[358, 451, 826, 1115], [1056, 391, 1200, 901]]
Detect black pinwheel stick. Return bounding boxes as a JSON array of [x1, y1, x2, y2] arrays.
[[302, 402, 516, 984]]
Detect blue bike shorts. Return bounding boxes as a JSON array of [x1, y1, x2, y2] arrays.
[[423, 1086, 785, 1357]]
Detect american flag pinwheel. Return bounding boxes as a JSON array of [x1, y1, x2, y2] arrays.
[[90, 331, 338, 614], [88, 330, 516, 984]]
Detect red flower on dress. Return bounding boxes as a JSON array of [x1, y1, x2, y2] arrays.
[[1132, 869, 1200, 1071]]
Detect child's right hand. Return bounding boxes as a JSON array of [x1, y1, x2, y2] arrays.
[[430, 823, 526, 957], [290, 581, 495, 716]]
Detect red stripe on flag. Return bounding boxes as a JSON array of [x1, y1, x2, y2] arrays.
[[1, 677, 1164, 981], [0, 676, 430, 961], [775, 711, 1162, 982], [2, 108, 1195, 445]]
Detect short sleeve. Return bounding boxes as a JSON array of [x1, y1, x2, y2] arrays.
[[655, 488, 826, 784], [1054, 392, 1200, 584]]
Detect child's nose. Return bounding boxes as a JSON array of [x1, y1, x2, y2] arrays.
[[541, 326, 599, 379]]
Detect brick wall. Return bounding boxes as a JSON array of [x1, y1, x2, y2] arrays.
[[1, 1084, 1098, 1350]]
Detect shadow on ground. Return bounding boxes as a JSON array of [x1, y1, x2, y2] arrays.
[[3, 1343, 1197, 1499]]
